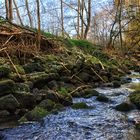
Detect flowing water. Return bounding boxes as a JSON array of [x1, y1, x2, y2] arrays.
[[0, 74, 140, 140]]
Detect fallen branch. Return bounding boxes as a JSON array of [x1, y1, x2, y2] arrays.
[[91, 68, 106, 83], [70, 85, 92, 95]]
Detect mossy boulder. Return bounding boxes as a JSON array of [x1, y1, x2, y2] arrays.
[[72, 102, 91, 109], [38, 99, 55, 111], [96, 94, 109, 102], [23, 63, 44, 73], [27, 72, 59, 89], [25, 107, 49, 121], [115, 102, 134, 112], [14, 83, 30, 93], [72, 89, 99, 98], [13, 92, 36, 109], [129, 91, 140, 109], [0, 80, 15, 97], [112, 81, 121, 88], [0, 65, 10, 78], [0, 94, 19, 113]]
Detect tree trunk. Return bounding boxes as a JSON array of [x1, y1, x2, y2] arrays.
[[13, 0, 23, 25], [25, 0, 33, 27], [84, 0, 91, 39], [9, 0, 13, 21], [36, 0, 41, 51], [60, 0, 64, 37]]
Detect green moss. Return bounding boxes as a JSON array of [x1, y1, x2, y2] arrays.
[[0, 80, 15, 96], [0, 65, 10, 78], [57, 87, 69, 96], [15, 65, 25, 74], [23, 63, 44, 74], [25, 107, 50, 121], [129, 83, 140, 91], [72, 102, 91, 109], [38, 99, 55, 111], [129, 91, 140, 109]]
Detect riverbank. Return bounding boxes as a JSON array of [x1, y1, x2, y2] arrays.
[[0, 35, 139, 128]]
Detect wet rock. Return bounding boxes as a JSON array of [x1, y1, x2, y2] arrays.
[[25, 107, 49, 121], [121, 77, 132, 84], [0, 80, 15, 97], [72, 102, 91, 109], [96, 94, 109, 102], [115, 102, 134, 112], [0, 66, 10, 78], [112, 81, 121, 88], [14, 92, 36, 109], [129, 91, 140, 109], [23, 63, 44, 73], [72, 88, 99, 98], [0, 94, 19, 113]]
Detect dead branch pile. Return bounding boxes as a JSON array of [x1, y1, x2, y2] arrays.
[[0, 18, 62, 57]]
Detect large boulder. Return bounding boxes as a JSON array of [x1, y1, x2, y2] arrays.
[[0, 94, 19, 113], [27, 72, 59, 89], [13, 92, 36, 109], [115, 102, 134, 112], [0, 80, 15, 97], [25, 107, 49, 121], [38, 99, 56, 111], [96, 94, 109, 102]]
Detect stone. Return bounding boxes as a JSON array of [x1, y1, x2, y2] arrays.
[[38, 99, 55, 111], [113, 81, 121, 88], [0, 80, 15, 97], [121, 77, 132, 84], [14, 92, 36, 109], [0, 94, 19, 113], [72, 102, 91, 109], [115, 102, 134, 112], [78, 72, 91, 82], [0, 66, 10, 78], [23, 63, 44, 73], [25, 107, 49, 121], [96, 94, 109, 102]]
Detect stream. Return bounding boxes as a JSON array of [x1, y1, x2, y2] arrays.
[[0, 73, 140, 140]]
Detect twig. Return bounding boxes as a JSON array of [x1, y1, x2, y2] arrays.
[[91, 68, 106, 83], [4, 50, 21, 78]]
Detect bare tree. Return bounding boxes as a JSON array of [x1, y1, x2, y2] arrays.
[[13, 0, 23, 25], [25, 0, 33, 27], [36, 0, 41, 50]]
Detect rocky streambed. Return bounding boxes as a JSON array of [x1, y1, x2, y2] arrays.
[[0, 73, 140, 140]]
